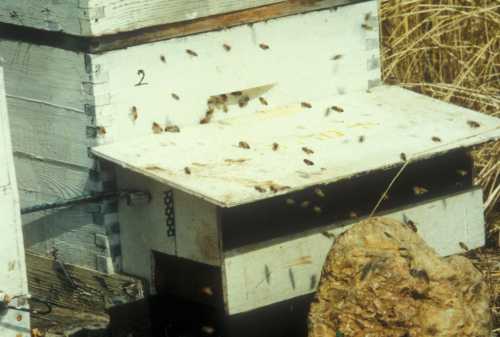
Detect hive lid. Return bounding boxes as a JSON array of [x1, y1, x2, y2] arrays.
[[93, 85, 500, 208]]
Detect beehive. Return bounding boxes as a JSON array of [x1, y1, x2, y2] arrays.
[[0, 64, 31, 337], [1, 0, 500, 335], [0, 0, 381, 273]]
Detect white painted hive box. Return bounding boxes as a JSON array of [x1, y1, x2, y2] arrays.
[[0, 0, 380, 273], [93, 84, 500, 314], [0, 64, 31, 337]]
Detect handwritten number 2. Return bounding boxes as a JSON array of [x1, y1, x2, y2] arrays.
[[135, 69, 148, 86]]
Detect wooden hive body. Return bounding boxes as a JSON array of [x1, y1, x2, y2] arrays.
[[0, 64, 31, 337], [0, 0, 380, 273]]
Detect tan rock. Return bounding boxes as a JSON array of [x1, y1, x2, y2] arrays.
[[308, 217, 491, 337]]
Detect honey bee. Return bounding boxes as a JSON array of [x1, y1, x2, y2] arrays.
[[331, 54, 343, 60], [255, 186, 266, 193], [358, 135, 365, 143], [303, 158, 314, 166], [286, 198, 296, 205], [201, 286, 214, 296], [431, 136, 441, 142], [302, 147, 314, 155], [186, 49, 198, 57], [467, 120, 480, 128], [400, 152, 407, 161], [272, 142, 279, 151], [220, 94, 228, 102], [413, 186, 429, 195], [238, 95, 250, 108], [361, 23, 373, 30], [165, 125, 180, 133], [238, 141, 251, 149], [223, 43, 231, 51], [201, 326, 215, 335], [456, 169, 468, 176], [301, 102, 312, 109], [314, 187, 325, 198], [259, 97, 269, 106], [259, 43, 270, 50], [321, 231, 336, 239], [231, 91, 243, 96], [206, 107, 215, 116], [405, 219, 417, 232], [171, 93, 180, 100], [301, 200, 310, 208], [313, 206, 322, 214], [459, 242, 470, 251], [97, 126, 106, 135], [184, 167, 191, 175], [364, 12, 372, 21], [130, 106, 138, 121], [200, 116, 212, 124], [332, 105, 344, 112], [223, 104, 228, 113], [152, 122, 163, 134], [160, 55, 166, 63]]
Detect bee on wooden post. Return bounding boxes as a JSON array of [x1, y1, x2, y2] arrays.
[[160, 55, 166, 63], [255, 186, 266, 193], [259, 97, 269, 106], [400, 152, 407, 161], [130, 106, 138, 121], [165, 125, 180, 133], [405, 219, 418, 232], [314, 187, 325, 198], [238, 95, 250, 108], [303, 158, 314, 166], [272, 142, 279, 151], [459, 242, 469, 251], [358, 135, 365, 143], [184, 167, 191, 175], [301, 102, 312, 109], [152, 122, 163, 134], [97, 126, 107, 135], [200, 116, 212, 124], [431, 136, 441, 142], [238, 141, 251, 149], [171, 93, 180, 100], [361, 23, 373, 30], [467, 120, 480, 128], [200, 286, 214, 296], [202, 326, 216, 335], [302, 147, 314, 155], [331, 54, 343, 60], [259, 43, 270, 50], [186, 49, 198, 57], [223, 43, 231, 52], [231, 91, 243, 97], [220, 94, 228, 103], [413, 186, 428, 196]]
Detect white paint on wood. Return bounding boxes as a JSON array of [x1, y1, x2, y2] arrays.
[[116, 167, 220, 283], [0, 65, 31, 336], [1, 0, 314, 37], [93, 86, 500, 208], [223, 188, 485, 314], [93, 0, 380, 144]]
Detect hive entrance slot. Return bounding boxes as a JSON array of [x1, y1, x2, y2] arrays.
[[220, 149, 473, 251]]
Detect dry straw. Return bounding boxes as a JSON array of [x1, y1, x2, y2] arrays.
[[379, 0, 499, 326], [380, 0, 500, 239]]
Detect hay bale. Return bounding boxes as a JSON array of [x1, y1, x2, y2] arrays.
[[308, 217, 491, 337]]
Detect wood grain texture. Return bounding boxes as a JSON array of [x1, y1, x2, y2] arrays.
[[223, 188, 485, 314], [93, 86, 500, 208], [0, 0, 359, 40], [26, 252, 144, 333], [0, 65, 31, 337]]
